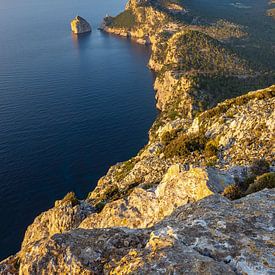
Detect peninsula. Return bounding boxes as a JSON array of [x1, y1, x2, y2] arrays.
[[1, 0, 274, 274]]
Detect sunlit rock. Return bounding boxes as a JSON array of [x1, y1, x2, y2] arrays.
[[71, 16, 91, 34]]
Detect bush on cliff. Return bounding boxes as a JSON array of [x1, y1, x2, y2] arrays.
[[222, 184, 244, 200], [163, 130, 220, 160], [240, 159, 270, 190], [204, 139, 219, 158], [246, 172, 275, 195], [164, 131, 208, 158]]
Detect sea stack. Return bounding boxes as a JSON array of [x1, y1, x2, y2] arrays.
[[71, 16, 91, 34]]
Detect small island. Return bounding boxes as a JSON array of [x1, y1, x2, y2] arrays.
[[71, 16, 91, 34]]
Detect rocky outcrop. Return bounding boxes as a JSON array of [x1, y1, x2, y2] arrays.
[[1, 189, 274, 274], [71, 16, 91, 34], [22, 193, 94, 248], [80, 166, 235, 229]]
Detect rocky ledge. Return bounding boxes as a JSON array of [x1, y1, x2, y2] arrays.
[[71, 16, 91, 34], [1, 189, 274, 274]]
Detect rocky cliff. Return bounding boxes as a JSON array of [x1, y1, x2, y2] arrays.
[[71, 16, 91, 34], [1, 190, 274, 274], [1, 0, 274, 274]]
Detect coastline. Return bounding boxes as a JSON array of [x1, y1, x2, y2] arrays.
[[1, 0, 274, 273]]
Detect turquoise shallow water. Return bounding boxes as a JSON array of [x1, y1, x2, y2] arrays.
[[0, 0, 157, 259]]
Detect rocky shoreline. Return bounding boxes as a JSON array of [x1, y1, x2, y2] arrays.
[[1, 0, 274, 274]]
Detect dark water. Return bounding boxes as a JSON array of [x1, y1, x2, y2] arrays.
[[0, 0, 157, 260]]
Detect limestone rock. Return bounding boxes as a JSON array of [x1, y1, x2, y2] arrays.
[[71, 16, 91, 34], [2, 189, 274, 274], [80, 166, 234, 229], [22, 194, 94, 248]]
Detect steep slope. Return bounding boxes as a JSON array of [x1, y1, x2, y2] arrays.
[[0, 0, 274, 273]]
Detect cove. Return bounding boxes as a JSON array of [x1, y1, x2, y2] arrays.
[[0, 0, 157, 259]]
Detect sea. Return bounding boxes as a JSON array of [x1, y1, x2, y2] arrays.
[[0, 0, 157, 260]]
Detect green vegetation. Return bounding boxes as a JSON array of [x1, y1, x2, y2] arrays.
[[162, 127, 220, 160], [153, 30, 275, 117], [193, 73, 275, 110], [246, 173, 275, 194], [223, 159, 273, 200], [164, 131, 208, 158], [94, 182, 140, 212], [107, 10, 136, 29], [197, 85, 275, 127], [161, 129, 180, 146], [163, 31, 251, 75], [222, 184, 243, 200], [114, 159, 137, 182], [204, 139, 219, 158]]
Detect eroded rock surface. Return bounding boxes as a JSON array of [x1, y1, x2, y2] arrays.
[[22, 195, 94, 248], [71, 16, 91, 34], [80, 166, 234, 229], [1, 190, 274, 274]]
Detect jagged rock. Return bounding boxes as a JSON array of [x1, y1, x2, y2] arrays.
[[88, 156, 171, 206], [80, 166, 234, 229], [1, 189, 274, 274], [22, 195, 94, 248], [71, 16, 91, 34], [188, 85, 275, 166]]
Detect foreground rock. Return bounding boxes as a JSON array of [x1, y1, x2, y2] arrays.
[[1, 189, 274, 274], [71, 16, 91, 34], [21, 193, 94, 248]]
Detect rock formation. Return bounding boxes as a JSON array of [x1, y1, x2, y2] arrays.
[[71, 16, 91, 34], [0, 0, 274, 273], [1, 190, 274, 274]]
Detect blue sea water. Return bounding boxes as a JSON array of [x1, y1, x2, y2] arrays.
[[0, 0, 157, 260]]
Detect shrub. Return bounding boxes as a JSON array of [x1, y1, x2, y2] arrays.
[[204, 140, 218, 158], [246, 172, 275, 195], [205, 156, 218, 167], [167, 110, 179, 120], [222, 184, 244, 200], [94, 200, 106, 212], [164, 132, 208, 158], [240, 176, 255, 191], [161, 129, 179, 146], [250, 159, 270, 176]]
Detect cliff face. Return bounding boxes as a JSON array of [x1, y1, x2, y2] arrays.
[[1, 0, 275, 273], [71, 16, 91, 34], [1, 87, 274, 274]]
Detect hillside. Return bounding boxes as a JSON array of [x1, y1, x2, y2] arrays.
[[0, 0, 274, 274]]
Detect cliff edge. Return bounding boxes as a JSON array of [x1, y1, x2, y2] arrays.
[[1, 0, 274, 274]]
